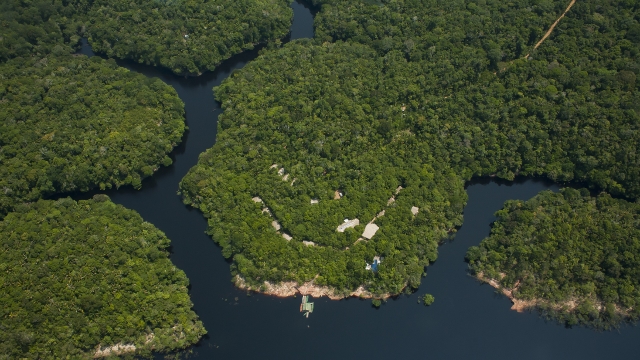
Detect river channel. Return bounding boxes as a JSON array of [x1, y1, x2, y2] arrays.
[[75, 2, 640, 359]]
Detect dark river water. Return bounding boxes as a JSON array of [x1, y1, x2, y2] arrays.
[[75, 2, 640, 359]]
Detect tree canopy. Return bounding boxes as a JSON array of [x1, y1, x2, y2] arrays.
[[466, 189, 640, 329], [1, 2, 204, 355], [0, 0, 189, 216], [180, 41, 467, 296], [0, 55, 185, 216], [313, 0, 640, 196], [0, 0, 293, 75], [82, 0, 293, 75], [0, 0, 81, 62], [181, 0, 639, 298], [0, 196, 206, 359]]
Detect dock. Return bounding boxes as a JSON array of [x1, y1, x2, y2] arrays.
[[300, 295, 314, 318]]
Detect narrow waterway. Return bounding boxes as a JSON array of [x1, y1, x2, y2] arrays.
[[75, 2, 640, 359]]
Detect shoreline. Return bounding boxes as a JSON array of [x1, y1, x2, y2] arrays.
[[94, 343, 137, 358], [475, 272, 538, 312], [234, 275, 393, 300], [474, 272, 632, 316]]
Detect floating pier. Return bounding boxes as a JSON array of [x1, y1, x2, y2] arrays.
[[300, 295, 314, 318]]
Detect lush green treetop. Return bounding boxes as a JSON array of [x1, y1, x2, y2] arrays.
[[181, 41, 467, 295], [0, 55, 185, 216], [314, 0, 566, 62], [312, 0, 640, 196], [181, 0, 639, 297], [1, 0, 293, 75], [83, 0, 293, 74], [0, 0, 80, 62], [0, 196, 205, 359], [467, 189, 640, 328]]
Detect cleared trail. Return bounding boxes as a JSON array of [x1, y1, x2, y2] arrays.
[[525, 0, 577, 58]]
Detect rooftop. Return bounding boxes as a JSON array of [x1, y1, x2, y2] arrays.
[[362, 223, 379, 239], [337, 219, 359, 232]]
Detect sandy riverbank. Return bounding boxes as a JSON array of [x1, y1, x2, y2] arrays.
[[475, 272, 540, 312], [475, 272, 640, 321], [235, 275, 392, 300], [94, 343, 136, 358], [475, 272, 589, 313]]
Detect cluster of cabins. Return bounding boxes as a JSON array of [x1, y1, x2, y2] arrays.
[[259, 165, 424, 272]]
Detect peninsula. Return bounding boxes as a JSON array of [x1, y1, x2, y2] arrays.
[[467, 189, 640, 329], [0, 197, 206, 358], [181, 0, 640, 303]]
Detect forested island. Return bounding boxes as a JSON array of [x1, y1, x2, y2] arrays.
[[466, 189, 640, 329], [0, 197, 206, 358], [1, 1, 208, 356], [0, 55, 185, 216], [181, 0, 639, 301], [1, 1, 189, 215]]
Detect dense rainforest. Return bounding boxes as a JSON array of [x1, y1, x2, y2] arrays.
[[82, 0, 293, 75], [181, 0, 640, 299], [0, 55, 185, 216], [0, 197, 206, 359], [1, 1, 206, 356], [0, 0, 188, 216], [466, 189, 640, 329], [312, 0, 640, 196], [181, 41, 467, 296], [0, 0, 293, 75]]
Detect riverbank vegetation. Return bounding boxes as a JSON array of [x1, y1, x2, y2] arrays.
[[83, 0, 293, 75], [0, 55, 185, 216], [1, 0, 187, 216], [1, 2, 204, 355], [466, 189, 640, 329], [181, 0, 639, 298], [0, 0, 293, 75], [181, 41, 467, 296], [0, 196, 206, 358]]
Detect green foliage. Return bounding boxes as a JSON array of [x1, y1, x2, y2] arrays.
[[181, 41, 466, 296], [372, 299, 382, 308], [0, 197, 206, 359], [312, 0, 640, 197], [0, 0, 82, 62], [467, 189, 640, 328], [0, 3, 203, 354], [314, 0, 565, 62], [181, 0, 639, 299], [81, 0, 293, 74], [0, 55, 185, 216], [0, 0, 293, 75], [421, 294, 435, 306]]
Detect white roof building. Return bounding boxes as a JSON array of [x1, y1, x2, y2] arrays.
[[337, 219, 360, 232], [272, 220, 281, 231], [362, 223, 379, 239]]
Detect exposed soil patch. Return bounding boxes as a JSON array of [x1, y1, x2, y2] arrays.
[[472, 272, 633, 317], [94, 343, 136, 358], [235, 275, 392, 300]]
